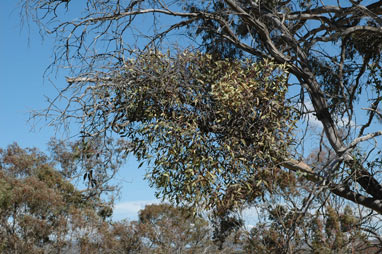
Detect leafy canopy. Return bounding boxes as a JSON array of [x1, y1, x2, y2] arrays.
[[20, 0, 382, 226], [77, 50, 297, 211], [0, 143, 111, 253]]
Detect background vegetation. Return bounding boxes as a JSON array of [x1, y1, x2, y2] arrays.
[[2, 0, 382, 253]]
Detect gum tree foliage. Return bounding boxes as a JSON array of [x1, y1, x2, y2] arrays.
[[135, 203, 232, 253], [22, 0, 382, 236], [244, 204, 374, 254], [0, 143, 115, 253], [92, 203, 245, 253], [136, 203, 211, 253]]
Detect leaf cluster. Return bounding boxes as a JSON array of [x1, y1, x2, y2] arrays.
[[79, 50, 297, 213]]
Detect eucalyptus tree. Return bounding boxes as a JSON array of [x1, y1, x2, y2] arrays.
[[22, 0, 382, 237], [0, 143, 114, 253]]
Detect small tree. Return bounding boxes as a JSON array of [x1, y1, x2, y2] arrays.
[[0, 143, 113, 253], [97, 203, 243, 254], [243, 204, 373, 254]]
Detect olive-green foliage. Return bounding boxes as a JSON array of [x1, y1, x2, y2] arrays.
[[137, 203, 211, 253], [81, 50, 297, 213], [0, 144, 108, 254], [244, 205, 370, 254], [96, 203, 244, 254]]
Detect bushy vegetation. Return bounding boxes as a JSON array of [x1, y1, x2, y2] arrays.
[[8, 0, 382, 252]]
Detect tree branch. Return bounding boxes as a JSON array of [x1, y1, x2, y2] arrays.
[[331, 184, 382, 214], [282, 159, 382, 213]]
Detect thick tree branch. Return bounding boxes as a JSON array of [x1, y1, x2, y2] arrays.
[[282, 159, 382, 213], [331, 185, 382, 214]]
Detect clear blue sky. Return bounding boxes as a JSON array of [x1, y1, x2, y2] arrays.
[[0, 0, 157, 221]]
